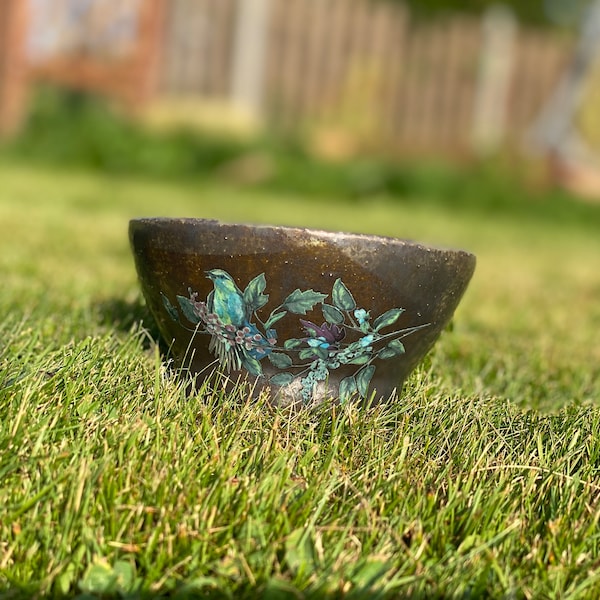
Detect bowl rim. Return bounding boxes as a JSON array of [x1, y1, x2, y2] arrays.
[[129, 217, 476, 257]]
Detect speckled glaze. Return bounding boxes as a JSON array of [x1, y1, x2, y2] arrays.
[[129, 218, 476, 406]]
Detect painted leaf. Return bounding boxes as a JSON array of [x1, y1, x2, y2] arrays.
[[268, 352, 293, 369], [161, 293, 180, 322], [243, 273, 269, 312], [313, 347, 329, 361], [356, 365, 376, 398], [347, 354, 371, 366], [332, 279, 356, 311], [377, 339, 406, 360], [373, 308, 405, 332], [345, 340, 364, 353], [270, 372, 294, 386], [206, 289, 214, 313], [322, 303, 345, 325], [299, 348, 317, 361], [176, 295, 201, 324], [241, 354, 263, 377], [339, 376, 358, 402], [284, 338, 304, 350], [282, 289, 328, 315], [264, 310, 287, 330]]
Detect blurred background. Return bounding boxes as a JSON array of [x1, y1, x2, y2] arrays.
[[1, 0, 600, 197]]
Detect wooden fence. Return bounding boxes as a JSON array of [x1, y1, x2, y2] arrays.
[[0, 0, 28, 136], [0, 0, 575, 157], [158, 0, 573, 157], [0, 0, 165, 138], [28, 0, 166, 109], [161, 0, 237, 99]]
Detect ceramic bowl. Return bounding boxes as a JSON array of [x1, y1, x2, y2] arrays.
[[129, 218, 475, 405]]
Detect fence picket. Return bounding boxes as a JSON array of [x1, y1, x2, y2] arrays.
[[0, 0, 574, 154]]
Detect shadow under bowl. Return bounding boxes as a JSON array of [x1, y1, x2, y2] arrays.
[[129, 218, 476, 406]]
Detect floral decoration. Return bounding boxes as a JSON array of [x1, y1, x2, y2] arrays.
[[162, 268, 428, 402]]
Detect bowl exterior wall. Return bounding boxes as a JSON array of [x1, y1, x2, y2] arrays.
[[130, 218, 476, 405]]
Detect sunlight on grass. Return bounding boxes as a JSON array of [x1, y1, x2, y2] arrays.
[[2, 162, 598, 410], [1, 162, 600, 597]]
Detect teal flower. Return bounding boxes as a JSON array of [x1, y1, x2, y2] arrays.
[[308, 337, 329, 349], [354, 308, 370, 324], [359, 334, 374, 347]]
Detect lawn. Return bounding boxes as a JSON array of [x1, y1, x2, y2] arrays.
[[1, 160, 600, 598]]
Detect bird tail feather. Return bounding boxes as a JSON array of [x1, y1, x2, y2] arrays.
[[209, 336, 243, 372]]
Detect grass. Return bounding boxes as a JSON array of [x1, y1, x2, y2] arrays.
[[1, 158, 600, 599]]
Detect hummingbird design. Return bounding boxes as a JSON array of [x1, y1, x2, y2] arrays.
[[205, 269, 274, 371]]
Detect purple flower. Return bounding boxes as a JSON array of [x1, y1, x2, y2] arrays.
[[300, 320, 346, 347]]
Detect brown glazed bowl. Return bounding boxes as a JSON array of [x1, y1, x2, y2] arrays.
[[129, 218, 476, 406]]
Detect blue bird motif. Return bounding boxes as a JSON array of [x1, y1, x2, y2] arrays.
[[206, 269, 245, 327], [205, 269, 275, 372]]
